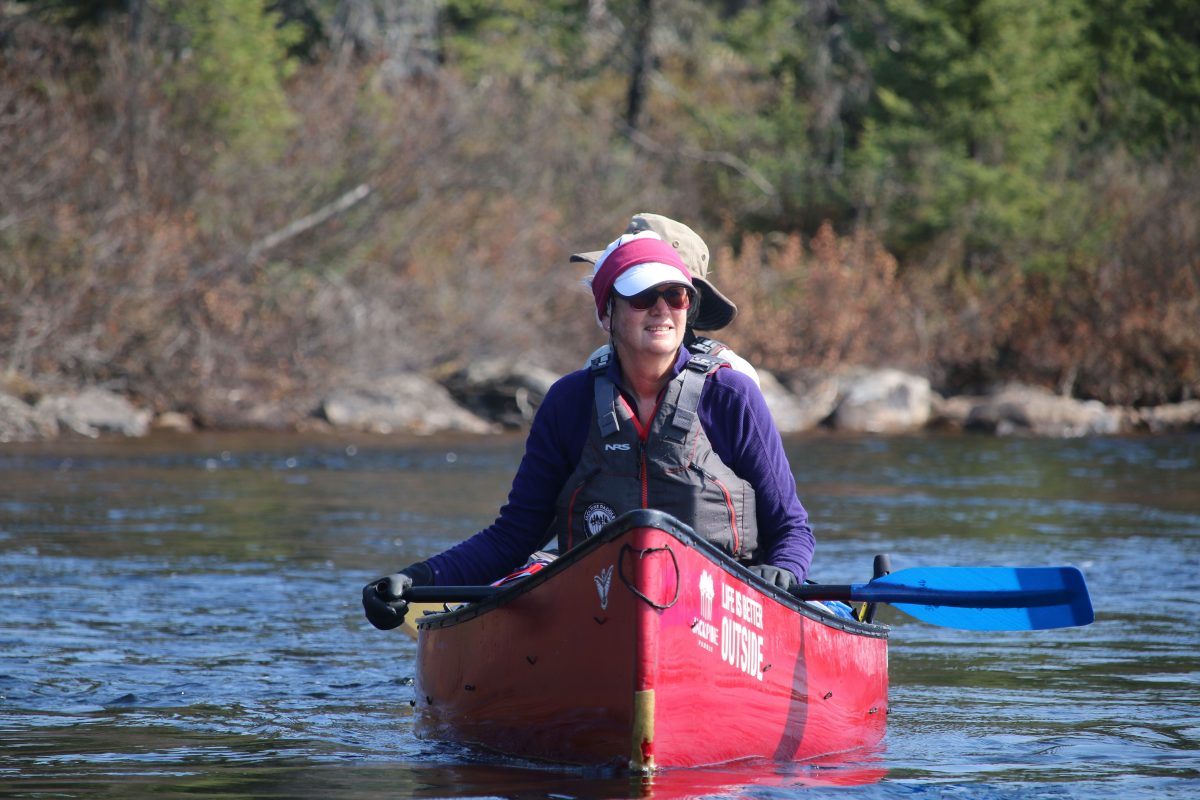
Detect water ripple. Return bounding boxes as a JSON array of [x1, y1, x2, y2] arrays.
[[1, 433, 1198, 797]]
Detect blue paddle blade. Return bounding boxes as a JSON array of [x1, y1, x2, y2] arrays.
[[853, 566, 1095, 631]]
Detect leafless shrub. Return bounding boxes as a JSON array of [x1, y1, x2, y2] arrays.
[[717, 223, 920, 376]]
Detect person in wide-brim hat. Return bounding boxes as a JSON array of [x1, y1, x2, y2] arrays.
[[573, 212, 759, 386], [570, 213, 737, 332]]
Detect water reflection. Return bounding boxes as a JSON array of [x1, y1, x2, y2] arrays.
[[10, 726, 887, 799]]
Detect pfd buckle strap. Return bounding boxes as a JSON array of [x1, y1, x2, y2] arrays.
[[594, 375, 620, 437], [685, 354, 718, 373], [666, 362, 708, 443], [687, 336, 723, 355]]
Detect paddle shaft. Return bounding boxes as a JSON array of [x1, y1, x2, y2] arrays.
[[406, 585, 873, 604], [406, 585, 501, 602], [407, 582, 1073, 609]]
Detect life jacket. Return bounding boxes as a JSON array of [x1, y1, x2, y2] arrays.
[[551, 351, 759, 559]]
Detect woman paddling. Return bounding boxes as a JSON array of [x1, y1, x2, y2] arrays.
[[363, 227, 814, 630]]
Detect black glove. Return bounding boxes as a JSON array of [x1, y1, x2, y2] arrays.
[[748, 564, 798, 592], [362, 562, 433, 630]]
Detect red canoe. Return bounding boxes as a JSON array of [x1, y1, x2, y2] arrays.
[[414, 509, 889, 771]]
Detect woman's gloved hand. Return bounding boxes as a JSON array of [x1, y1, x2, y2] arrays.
[[362, 562, 433, 630], [747, 564, 798, 592]]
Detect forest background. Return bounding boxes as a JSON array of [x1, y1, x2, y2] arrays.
[[2, 0, 1198, 429]]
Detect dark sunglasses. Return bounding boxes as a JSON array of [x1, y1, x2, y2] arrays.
[[620, 285, 695, 311]]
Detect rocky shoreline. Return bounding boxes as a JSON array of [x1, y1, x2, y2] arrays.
[[2, 363, 1198, 444]]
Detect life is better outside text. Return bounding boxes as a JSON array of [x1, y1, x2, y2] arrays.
[[693, 571, 766, 682]]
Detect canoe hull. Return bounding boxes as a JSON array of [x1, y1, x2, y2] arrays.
[[414, 510, 888, 770]]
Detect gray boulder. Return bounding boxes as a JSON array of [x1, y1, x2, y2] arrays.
[[765, 369, 839, 433], [0, 392, 58, 442], [965, 384, 1123, 437], [323, 374, 495, 434], [441, 360, 560, 428], [1138, 400, 1200, 433], [929, 393, 979, 429], [830, 368, 933, 434], [152, 411, 196, 433], [34, 388, 152, 438]]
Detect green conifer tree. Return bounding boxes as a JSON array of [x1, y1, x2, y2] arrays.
[[157, 0, 302, 159]]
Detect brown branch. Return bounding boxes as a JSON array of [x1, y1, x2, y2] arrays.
[[622, 125, 779, 204], [248, 183, 372, 260]]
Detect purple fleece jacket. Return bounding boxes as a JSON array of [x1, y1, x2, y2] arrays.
[[423, 348, 814, 585]]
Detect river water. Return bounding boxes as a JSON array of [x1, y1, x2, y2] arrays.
[[1, 431, 1197, 798]]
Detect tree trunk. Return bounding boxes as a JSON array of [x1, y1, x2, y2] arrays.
[[625, 0, 655, 131], [332, 0, 440, 80]]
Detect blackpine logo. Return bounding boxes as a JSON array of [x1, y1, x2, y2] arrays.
[[584, 503, 616, 536]]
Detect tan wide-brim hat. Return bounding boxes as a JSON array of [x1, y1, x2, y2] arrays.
[[571, 213, 737, 332]]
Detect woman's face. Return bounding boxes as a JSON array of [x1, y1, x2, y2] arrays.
[[605, 283, 693, 367]]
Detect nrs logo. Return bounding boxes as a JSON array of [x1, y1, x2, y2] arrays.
[[604, 443, 632, 451]]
